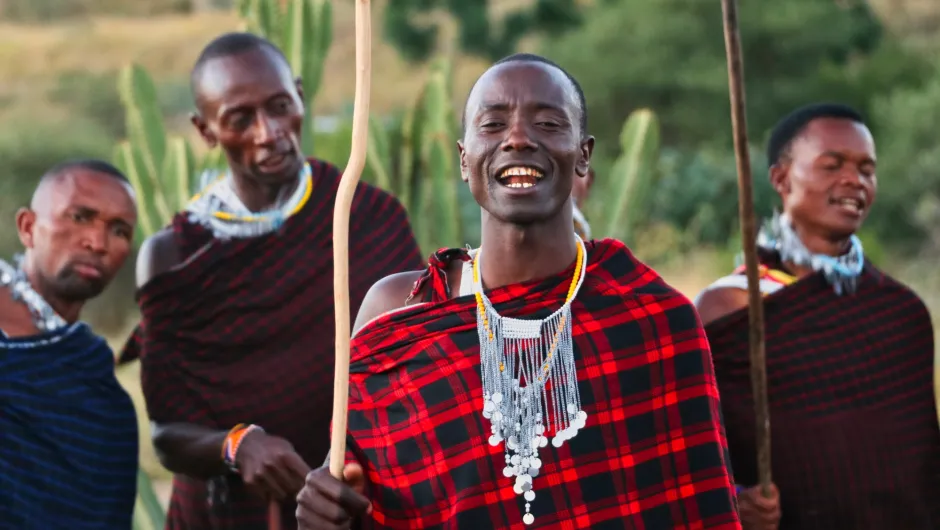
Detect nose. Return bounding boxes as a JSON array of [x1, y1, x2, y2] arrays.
[[500, 117, 537, 152], [840, 166, 867, 188], [255, 112, 282, 146], [82, 225, 108, 254]]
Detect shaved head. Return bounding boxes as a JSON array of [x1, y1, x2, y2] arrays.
[[190, 32, 292, 112], [31, 159, 130, 210]]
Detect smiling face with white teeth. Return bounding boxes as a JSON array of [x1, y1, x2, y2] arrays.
[[771, 116, 877, 247], [458, 60, 594, 226]]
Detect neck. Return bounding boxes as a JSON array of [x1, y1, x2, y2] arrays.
[[230, 169, 300, 213], [786, 223, 853, 278], [21, 260, 83, 324], [478, 210, 577, 290]]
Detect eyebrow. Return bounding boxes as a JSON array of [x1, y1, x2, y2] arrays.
[[477, 101, 568, 115], [69, 205, 135, 229], [218, 90, 292, 119], [819, 150, 877, 165]]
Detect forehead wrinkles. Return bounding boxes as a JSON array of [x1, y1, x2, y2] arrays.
[[467, 62, 579, 126]]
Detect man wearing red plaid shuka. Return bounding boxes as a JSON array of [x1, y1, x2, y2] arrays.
[[295, 53, 742, 530]]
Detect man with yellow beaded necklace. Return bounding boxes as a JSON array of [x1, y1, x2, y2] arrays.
[[295, 53, 740, 530], [121, 32, 423, 529]]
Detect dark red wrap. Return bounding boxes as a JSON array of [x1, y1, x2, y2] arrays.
[[707, 251, 940, 530], [124, 159, 423, 529]]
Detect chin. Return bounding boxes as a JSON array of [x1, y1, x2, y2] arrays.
[[58, 279, 105, 302], [494, 207, 558, 226], [252, 158, 304, 183]]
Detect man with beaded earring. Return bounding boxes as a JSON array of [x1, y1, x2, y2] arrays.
[[0, 159, 140, 529], [295, 53, 741, 530], [695, 103, 940, 530], [121, 33, 423, 529]]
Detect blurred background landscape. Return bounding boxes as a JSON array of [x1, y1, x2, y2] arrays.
[[1, 0, 938, 513]]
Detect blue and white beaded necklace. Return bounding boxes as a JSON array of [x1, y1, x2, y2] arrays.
[[755, 211, 865, 295], [0, 254, 67, 332]]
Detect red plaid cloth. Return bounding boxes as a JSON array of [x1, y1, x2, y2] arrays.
[[126, 159, 424, 529], [706, 250, 940, 529], [344, 239, 741, 529]]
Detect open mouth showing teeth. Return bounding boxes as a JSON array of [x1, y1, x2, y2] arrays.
[[833, 197, 864, 212], [497, 166, 544, 189]]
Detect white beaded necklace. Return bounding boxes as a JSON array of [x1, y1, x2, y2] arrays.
[[0, 255, 67, 333], [186, 163, 312, 239], [472, 234, 588, 526]]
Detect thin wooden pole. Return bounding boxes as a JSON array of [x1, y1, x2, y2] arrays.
[[329, 0, 372, 479], [719, 0, 772, 497]]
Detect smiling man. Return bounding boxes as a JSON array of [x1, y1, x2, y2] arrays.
[[0, 159, 140, 529], [294, 53, 740, 530], [696, 103, 940, 530], [121, 32, 423, 529]]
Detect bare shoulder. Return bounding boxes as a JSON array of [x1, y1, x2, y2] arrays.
[[136, 228, 183, 290], [352, 270, 424, 336], [0, 285, 38, 337], [352, 258, 465, 336], [694, 286, 750, 327]]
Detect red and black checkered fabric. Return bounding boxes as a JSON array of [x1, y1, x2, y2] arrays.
[[344, 238, 741, 529], [127, 158, 424, 530], [706, 250, 940, 530]]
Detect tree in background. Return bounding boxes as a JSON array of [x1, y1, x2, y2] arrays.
[[541, 0, 932, 250], [870, 66, 940, 250], [543, 0, 929, 158], [383, 0, 583, 62]]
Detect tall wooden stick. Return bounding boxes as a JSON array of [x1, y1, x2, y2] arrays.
[[329, 0, 372, 480], [719, 0, 772, 497]]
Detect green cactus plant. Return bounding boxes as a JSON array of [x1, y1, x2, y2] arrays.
[[113, 64, 218, 243], [364, 57, 466, 254], [586, 108, 661, 244]]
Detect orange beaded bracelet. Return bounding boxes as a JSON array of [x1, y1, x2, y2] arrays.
[[221, 423, 263, 471]]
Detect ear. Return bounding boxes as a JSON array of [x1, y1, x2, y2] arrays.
[[575, 135, 595, 177], [191, 112, 217, 148], [769, 161, 790, 196], [295, 77, 305, 105], [457, 140, 469, 183], [15, 208, 36, 249]]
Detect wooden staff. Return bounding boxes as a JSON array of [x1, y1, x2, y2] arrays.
[[329, 0, 372, 480], [719, 0, 772, 497]]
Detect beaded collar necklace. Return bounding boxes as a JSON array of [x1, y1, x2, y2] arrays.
[[754, 211, 865, 295], [186, 162, 313, 239], [0, 254, 67, 332]]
